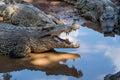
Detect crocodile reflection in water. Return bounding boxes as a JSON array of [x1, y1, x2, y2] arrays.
[[0, 51, 82, 78]]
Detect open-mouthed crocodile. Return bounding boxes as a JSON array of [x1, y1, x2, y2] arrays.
[[0, 23, 79, 58]]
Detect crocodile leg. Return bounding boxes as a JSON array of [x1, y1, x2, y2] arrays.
[[9, 44, 31, 58]]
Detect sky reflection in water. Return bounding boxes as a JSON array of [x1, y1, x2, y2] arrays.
[[76, 26, 120, 80], [56, 26, 120, 80], [0, 26, 120, 80]]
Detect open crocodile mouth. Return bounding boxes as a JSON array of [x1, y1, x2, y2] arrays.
[[53, 25, 80, 48]]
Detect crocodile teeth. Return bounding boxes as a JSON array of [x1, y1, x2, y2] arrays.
[[59, 32, 68, 40], [66, 32, 69, 35], [59, 30, 79, 43]]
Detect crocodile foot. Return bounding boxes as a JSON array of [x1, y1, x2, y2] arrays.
[[9, 51, 28, 58]]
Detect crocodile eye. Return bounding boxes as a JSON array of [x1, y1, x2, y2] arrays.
[[102, 17, 106, 21], [111, 17, 114, 19]]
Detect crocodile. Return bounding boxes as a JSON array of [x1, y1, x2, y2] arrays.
[[0, 1, 63, 27], [63, 0, 119, 33], [75, 0, 119, 33], [113, 5, 120, 34], [0, 23, 79, 58]]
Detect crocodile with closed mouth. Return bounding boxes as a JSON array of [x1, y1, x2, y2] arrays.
[[63, 0, 119, 33]]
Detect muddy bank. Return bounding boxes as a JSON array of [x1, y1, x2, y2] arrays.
[[31, 0, 83, 25]]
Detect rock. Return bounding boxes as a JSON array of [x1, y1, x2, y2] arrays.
[[104, 71, 120, 80]]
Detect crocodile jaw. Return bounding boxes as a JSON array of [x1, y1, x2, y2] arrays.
[[37, 24, 80, 52], [54, 27, 80, 48]]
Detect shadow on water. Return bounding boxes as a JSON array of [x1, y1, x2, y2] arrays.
[[0, 51, 82, 79]]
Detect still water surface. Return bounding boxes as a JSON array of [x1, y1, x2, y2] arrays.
[[0, 25, 120, 80]]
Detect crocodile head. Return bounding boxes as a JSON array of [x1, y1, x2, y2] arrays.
[[34, 24, 80, 52], [100, 6, 118, 33]]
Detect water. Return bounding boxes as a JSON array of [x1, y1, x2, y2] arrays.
[[56, 26, 120, 80], [0, 25, 120, 80]]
